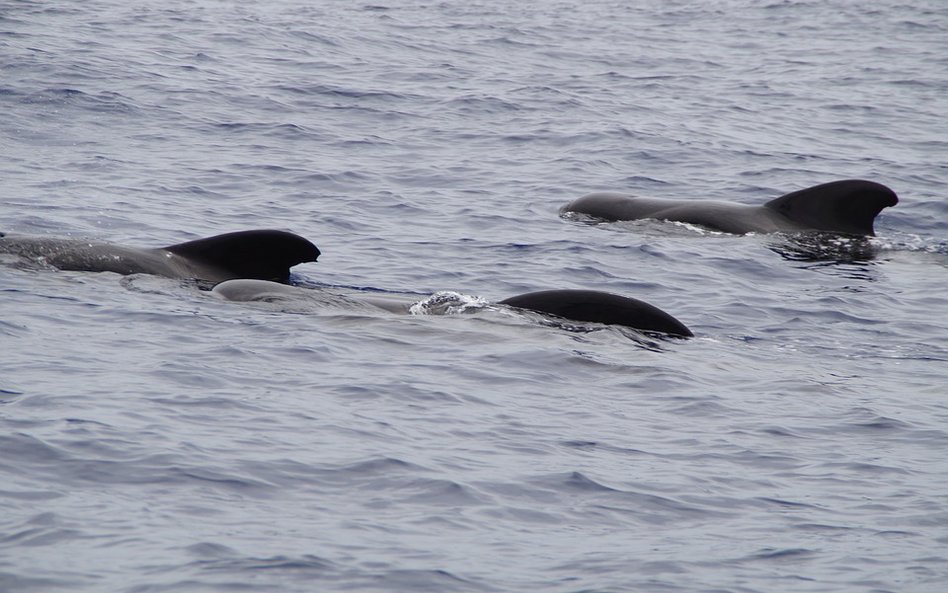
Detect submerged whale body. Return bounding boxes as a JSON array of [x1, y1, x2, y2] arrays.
[[214, 280, 694, 338], [499, 289, 693, 337], [0, 229, 319, 283], [213, 280, 694, 338], [5, 228, 691, 337], [562, 179, 898, 236]]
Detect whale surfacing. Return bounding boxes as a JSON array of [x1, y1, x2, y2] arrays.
[[212, 281, 693, 337], [499, 289, 693, 337], [5, 228, 692, 337], [562, 179, 898, 236], [0, 229, 320, 283]]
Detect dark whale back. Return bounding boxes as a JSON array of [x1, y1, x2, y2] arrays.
[[562, 179, 898, 235], [165, 230, 321, 283], [764, 179, 898, 236], [0, 229, 320, 282], [499, 289, 693, 337]]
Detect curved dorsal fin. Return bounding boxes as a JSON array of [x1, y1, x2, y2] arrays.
[[764, 179, 898, 236], [165, 230, 320, 283]]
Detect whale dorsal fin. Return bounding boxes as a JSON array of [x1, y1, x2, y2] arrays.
[[499, 289, 693, 337], [763, 179, 898, 236], [165, 230, 320, 283]]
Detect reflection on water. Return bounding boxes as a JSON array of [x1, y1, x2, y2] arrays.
[[768, 233, 880, 264], [767, 233, 884, 280]]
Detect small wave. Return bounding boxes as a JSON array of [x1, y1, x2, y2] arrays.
[[561, 471, 621, 493], [875, 233, 948, 256], [528, 471, 721, 519], [19, 87, 140, 114], [188, 553, 335, 574], [742, 547, 816, 562], [0, 573, 78, 593], [0, 387, 25, 402], [767, 233, 882, 264], [339, 456, 429, 476], [395, 478, 489, 506]]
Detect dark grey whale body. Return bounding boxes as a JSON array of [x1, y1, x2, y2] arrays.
[[4, 228, 690, 337], [499, 289, 693, 337], [214, 280, 694, 338], [0, 229, 319, 283], [562, 179, 898, 236]]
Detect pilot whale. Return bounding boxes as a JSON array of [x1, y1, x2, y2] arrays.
[[562, 179, 898, 236], [499, 289, 693, 337], [0, 229, 319, 283], [213, 280, 693, 338], [3, 229, 691, 337]]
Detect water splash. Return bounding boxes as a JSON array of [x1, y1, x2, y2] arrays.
[[409, 291, 489, 316]]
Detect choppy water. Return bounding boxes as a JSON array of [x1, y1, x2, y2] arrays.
[[2, 1, 948, 591]]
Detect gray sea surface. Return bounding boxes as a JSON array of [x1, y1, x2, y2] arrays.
[[2, 1, 947, 591]]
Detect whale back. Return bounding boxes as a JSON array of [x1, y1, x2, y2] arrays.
[[499, 289, 693, 337], [165, 230, 320, 283], [763, 179, 898, 236]]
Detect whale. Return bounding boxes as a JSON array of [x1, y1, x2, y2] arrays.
[[214, 280, 693, 338], [4, 228, 691, 337], [561, 179, 898, 236], [211, 278, 419, 314], [499, 289, 693, 337], [0, 229, 319, 283]]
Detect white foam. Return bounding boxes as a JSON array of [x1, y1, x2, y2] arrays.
[[409, 291, 489, 316]]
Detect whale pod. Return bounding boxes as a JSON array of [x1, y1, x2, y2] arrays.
[[4, 229, 691, 337]]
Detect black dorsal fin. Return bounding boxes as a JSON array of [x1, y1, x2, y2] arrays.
[[165, 230, 320, 283], [763, 179, 898, 236], [499, 289, 693, 337]]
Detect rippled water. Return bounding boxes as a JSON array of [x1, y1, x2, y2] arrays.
[[2, 1, 947, 592]]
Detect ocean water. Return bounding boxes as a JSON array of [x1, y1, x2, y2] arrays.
[[2, 1, 947, 592]]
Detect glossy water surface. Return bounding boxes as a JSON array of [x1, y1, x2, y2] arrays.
[[2, 1, 947, 591]]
